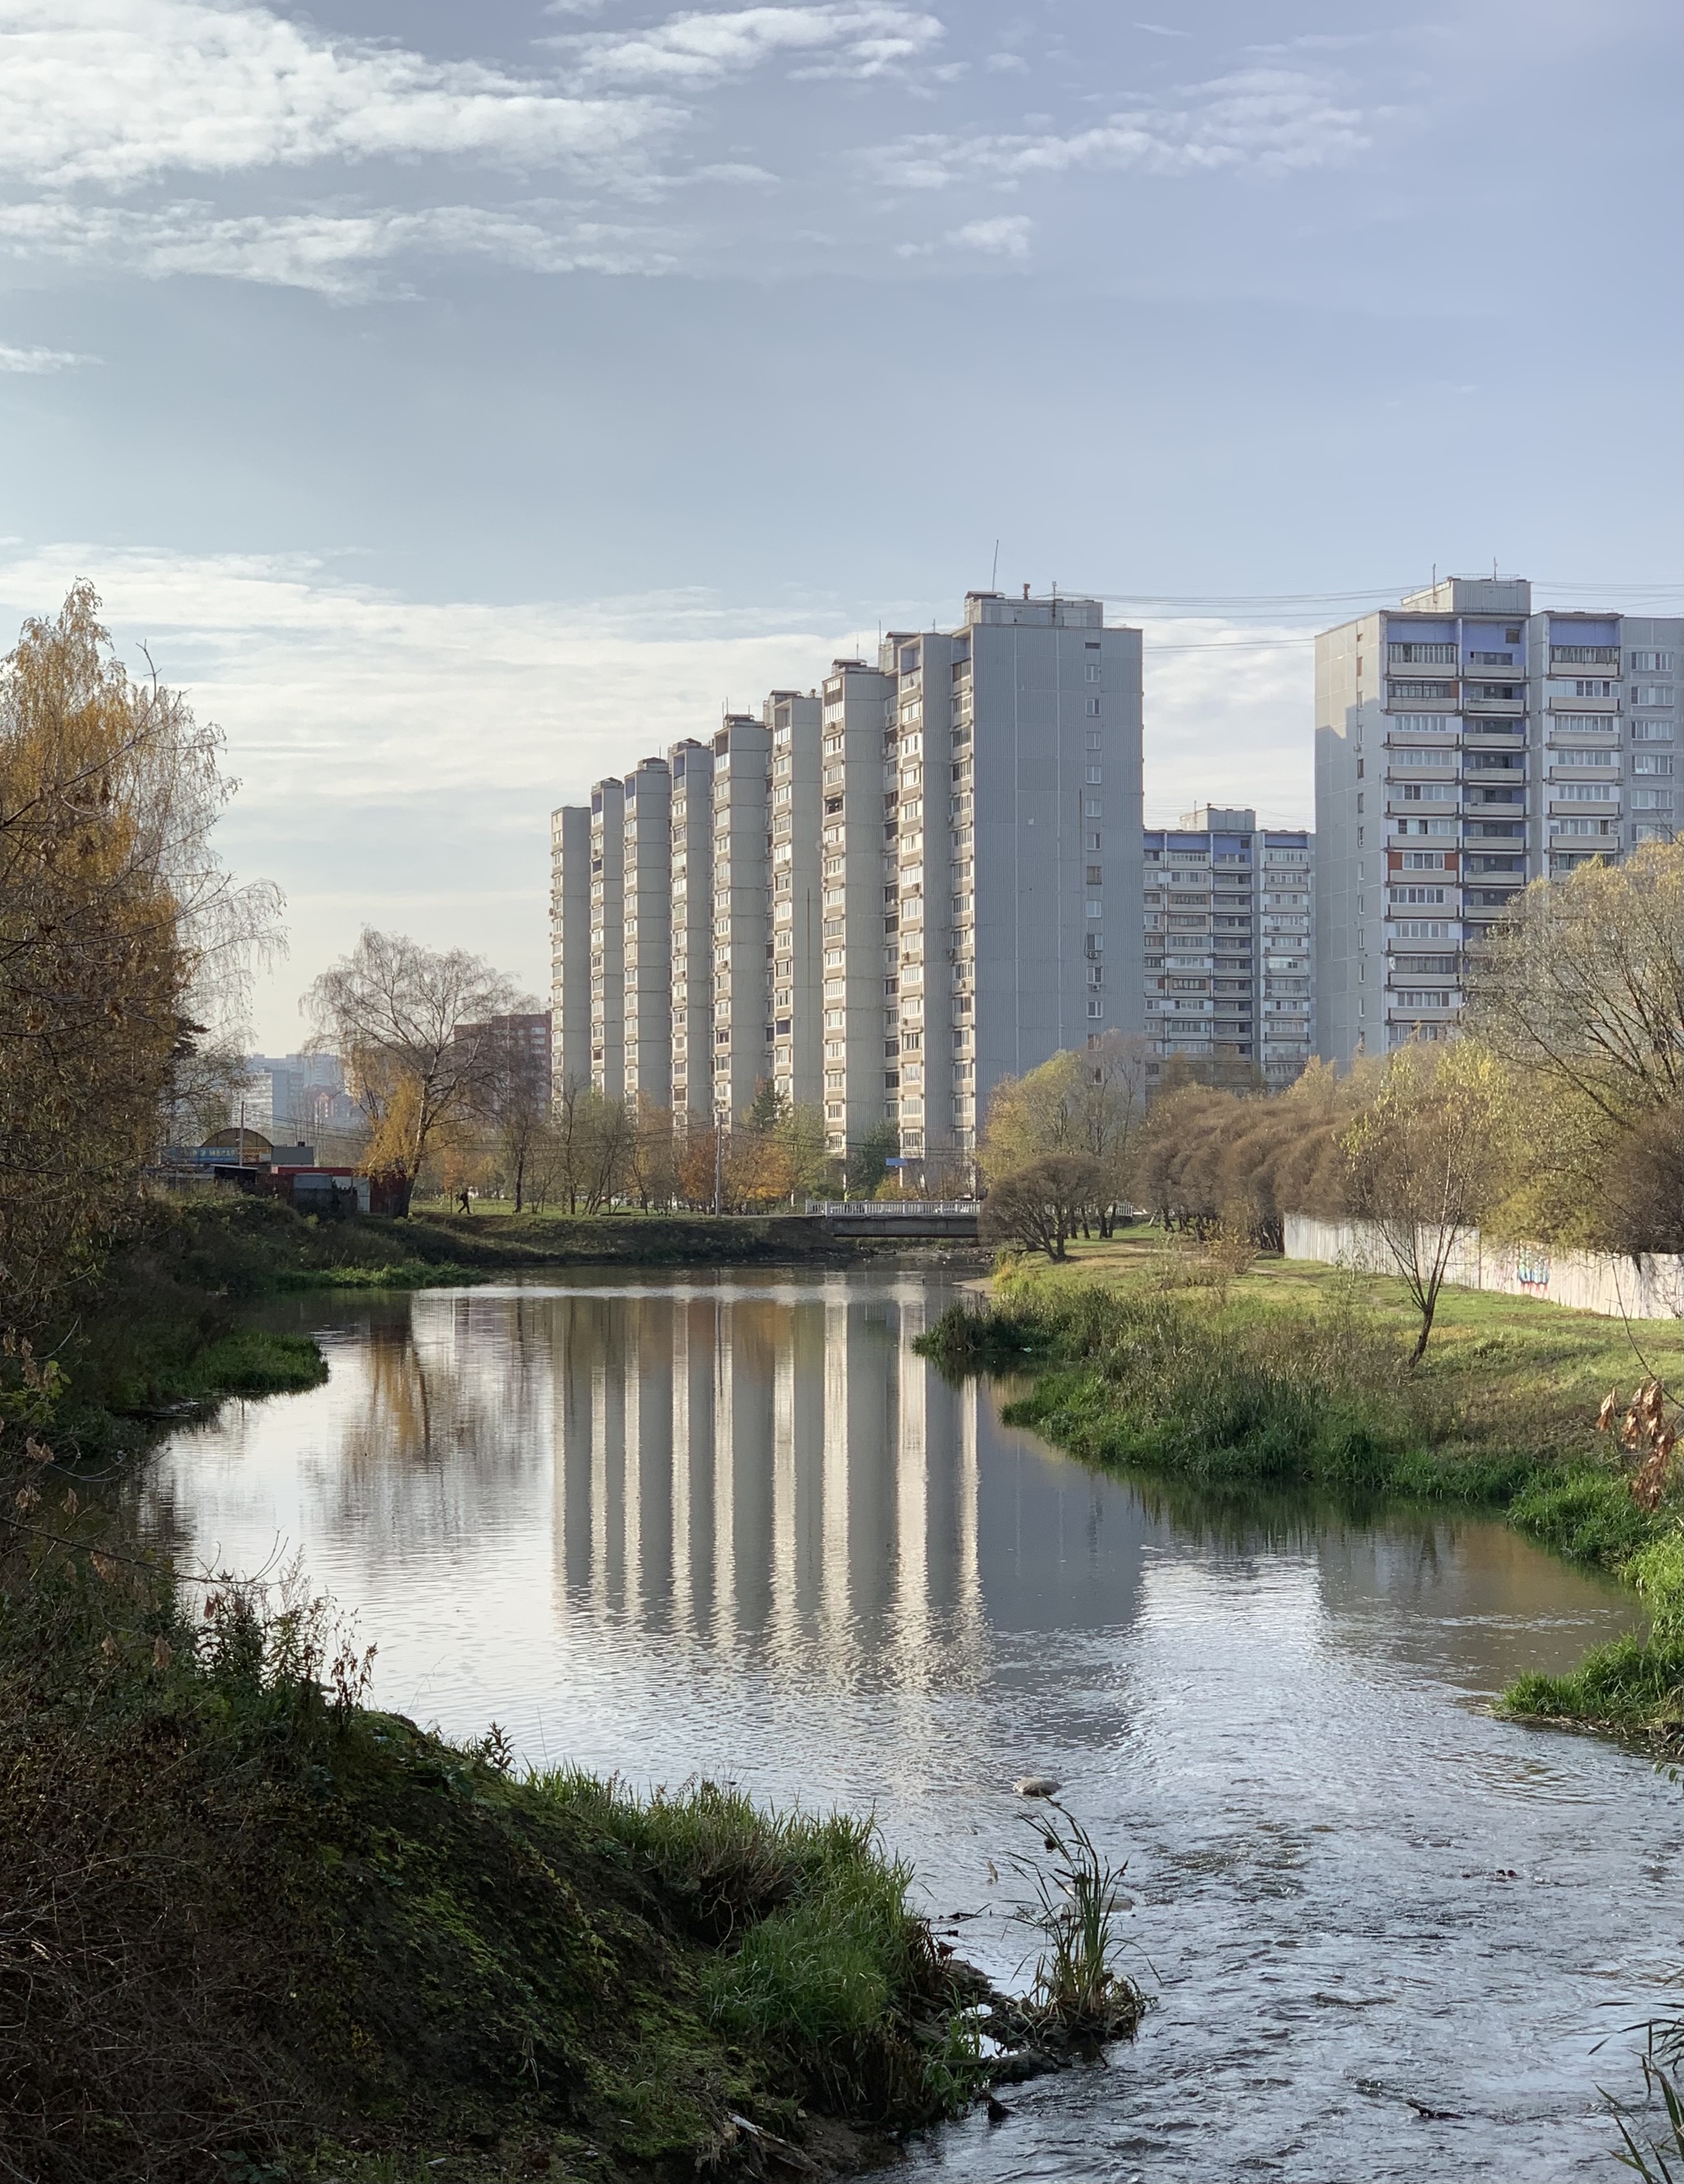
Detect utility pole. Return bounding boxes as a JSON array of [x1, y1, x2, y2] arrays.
[[714, 1117, 724, 1216]]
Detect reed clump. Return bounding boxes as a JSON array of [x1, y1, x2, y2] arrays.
[[1010, 1804, 1145, 2044]]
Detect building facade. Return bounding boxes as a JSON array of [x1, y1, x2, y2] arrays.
[[1315, 575, 1681, 1069], [1143, 807, 1314, 1086], [548, 588, 1147, 1176]]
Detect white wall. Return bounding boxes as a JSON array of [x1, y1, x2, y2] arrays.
[[1284, 1215, 1683, 1321]]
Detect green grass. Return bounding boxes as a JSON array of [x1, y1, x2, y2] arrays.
[[272, 1258, 483, 1292], [164, 1327, 329, 1400], [918, 1251, 1683, 1731], [0, 1563, 983, 2184]]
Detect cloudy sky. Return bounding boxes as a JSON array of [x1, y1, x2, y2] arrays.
[[1, 0, 1678, 1047]]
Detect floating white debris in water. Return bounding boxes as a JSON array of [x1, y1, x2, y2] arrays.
[[1012, 1775, 1061, 1798]]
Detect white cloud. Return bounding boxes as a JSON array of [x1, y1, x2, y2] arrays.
[[0, 544, 1317, 1047], [868, 67, 1370, 188], [0, 542, 854, 1042], [0, 0, 674, 190], [0, 338, 95, 369], [948, 213, 1031, 256], [554, 5, 943, 88], [983, 52, 1028, 74], [1140, 619, 1312, 834], [0, 199, 677, 294]]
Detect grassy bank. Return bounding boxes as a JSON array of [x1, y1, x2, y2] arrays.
[[918, 1236, 1682, 1731], [49, 1194, 866, 1455], [0, 1537, 988, 2184]]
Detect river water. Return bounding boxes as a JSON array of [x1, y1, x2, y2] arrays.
[[139, 1269, 1675, 2183]]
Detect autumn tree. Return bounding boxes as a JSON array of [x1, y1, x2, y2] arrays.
[[1465, 842, 1684, 1254], [982, 1035, 1151, 1233], [980, 1154, 1108, 1261], [304, 930, 523, 1215], [1344, 1042, 1511, 1362], [0, 582, 279, 1328]]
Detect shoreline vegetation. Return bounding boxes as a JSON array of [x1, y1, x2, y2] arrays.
[[916, 1232, 1683, 1735], [45, 1193, 967, 1460], [3, 1197, 1084, 2182]]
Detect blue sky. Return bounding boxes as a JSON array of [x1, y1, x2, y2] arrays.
[[1, 0, 1678, 1046]]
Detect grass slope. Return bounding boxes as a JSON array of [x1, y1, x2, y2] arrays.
[[0, 1554, 983, 2184], [919, 1234, 1682, 1731]]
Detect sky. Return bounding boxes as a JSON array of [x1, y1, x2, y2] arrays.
[[0, 0, 1678, 1050]]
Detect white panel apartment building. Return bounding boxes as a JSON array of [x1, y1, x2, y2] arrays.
[[1315, 574, 1681, 1069], [551, 588, 1146, 1178], [1143, 807, 1315, 1087]]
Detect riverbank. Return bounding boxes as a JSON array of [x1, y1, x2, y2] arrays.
[[0, 1539, 1000, 2182], [51, 1196, 968, 1460], [6, 1218, 1029, 2182], [917, 1236, 1682, 1733]]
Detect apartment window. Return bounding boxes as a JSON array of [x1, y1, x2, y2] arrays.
[[1085, 766, 1103, 784], [1390, 746, 1460, 768], [1085, 696, 1101, 716], [1390, 681, 1458, 700], [1085, 663, 1101, 682], [1393, 918, 1454, 939], [1634, 686, 1676, 709], [1086, 866, 1103, 885], [1549, 747, 1617, 767], [1631, 789, 1677, 811], [1389, 641, 1457, 664], [1086, 1000, 1104, 1019], [1402, 852, 1449, 870], [1393, 989, 1453, 1010], [1633, 720, 1677, 742], [1085, 730, 1102, 750], [1573, 680, 1619, 698], [1085, 900, 1103, 918], [1391, 886, 1449, 905], [1630, 651, 1676, 673], [1468, 650, 1514, 666], [1552, 715, 1617, 734], [1390, 714, 1457, 735], [1084, 798, 1102, 817]]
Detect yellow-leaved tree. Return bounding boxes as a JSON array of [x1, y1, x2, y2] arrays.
[[305, 929, 524, 1216], [1464, 840, 1684, 1254], [0, 581, 279, 1330]]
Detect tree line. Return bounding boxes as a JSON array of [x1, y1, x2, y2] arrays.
[[978, 841, 1682, 1351]]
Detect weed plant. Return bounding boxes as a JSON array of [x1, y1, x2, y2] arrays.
[[1009, 1805, 1145, 2043]]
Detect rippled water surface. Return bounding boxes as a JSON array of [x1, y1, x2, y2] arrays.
[[140, 1270, 1675, 2183]]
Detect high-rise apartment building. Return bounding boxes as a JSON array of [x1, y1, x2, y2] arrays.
[[549, 588, 1145, 1177], [586, 776, 626, 1097], [622, 757, 672, 1108], [549, 804, 591, 1095], [710, 713, 772, 1124], [1315, 576, 1681, 1069], [667, 738, 713, 1122], [768, 690, 824, 1112], [1143, 807, 1314, 1086]]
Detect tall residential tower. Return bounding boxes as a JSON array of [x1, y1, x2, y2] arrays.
[[1315, 576, 1680, 1069], [549, 587, 1147, 1178]]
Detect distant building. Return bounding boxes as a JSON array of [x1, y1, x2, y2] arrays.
[[456, 1012, 553, 1115], [237, 1051, 358, 1138], [1143, 807, 1314, 1087], [1315, 574, 1682, 1067]]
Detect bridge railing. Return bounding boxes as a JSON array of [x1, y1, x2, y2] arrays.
[[805, 1201, 981, 1218]]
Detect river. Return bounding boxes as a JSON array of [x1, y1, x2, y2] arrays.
[[137, 1268, 1675, 2183]]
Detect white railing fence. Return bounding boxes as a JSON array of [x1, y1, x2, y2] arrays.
[[1284, 1215, 1683, 1321], [806, 1201, 981, 1218]]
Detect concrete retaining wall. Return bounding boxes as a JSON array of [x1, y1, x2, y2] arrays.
[[1284, 1215, 1684, 1322]]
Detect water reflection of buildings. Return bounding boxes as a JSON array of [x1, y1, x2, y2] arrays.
[[555, 1279, 990, 1691]]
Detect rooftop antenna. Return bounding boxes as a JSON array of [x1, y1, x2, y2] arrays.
[[990, 538, 1000, 589], [1492, 556, 1498, 580]]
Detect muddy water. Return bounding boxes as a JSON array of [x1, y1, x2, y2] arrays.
[[139, 1270, 1675, 2183]]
